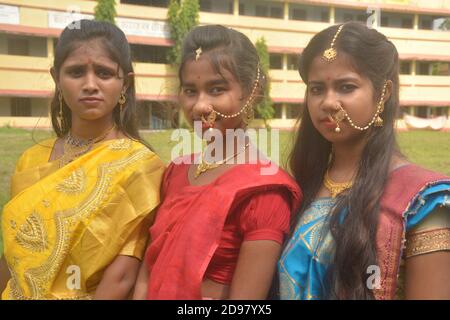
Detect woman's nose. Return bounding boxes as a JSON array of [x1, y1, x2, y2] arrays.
[[192, 99, 213, 118], [82, 72, 99, 93]]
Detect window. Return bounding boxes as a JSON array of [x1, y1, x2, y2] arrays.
[[415, 61, 450, 76], [239, 3, 245, 15], [336, 8, 370, 24], [287, 54, 299, 70], [121, 0, 168, 7], [287, 104, 302, 119], [419, 17, 433, 30], [343, 13, 353, 22], [380, 12, 414, 29], [401, 17, 413, 28], [270, 6, 283, 19], [291, 9, 306, 21], [255, 5, 269, 17], [269, 54, 283, 70], [274, 103, 282, 119], [418, 15, 450, 31], [2, 34, 47, 57], [11, 98, 31, 116], [400, 61, 411, 75], [290, 4, 329, 22], [130, 44, 169, 64], [320, 10, 329, 22], [416, 62, 432, 75], [8, 38, 28, 56], [416, 106, 429, 118], [241, 1, 283, 19], [200, 0, 233, 14]]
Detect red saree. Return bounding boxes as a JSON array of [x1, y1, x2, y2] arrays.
[[375, 164, 449, 300], [145, 158, 302, 299]]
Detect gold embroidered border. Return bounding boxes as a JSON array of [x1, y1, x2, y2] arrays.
[[405, 228, 450, 258]]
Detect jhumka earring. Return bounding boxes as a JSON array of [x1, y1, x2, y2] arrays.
[[118, 92, 126, 125], [58, 90, 64, 128]]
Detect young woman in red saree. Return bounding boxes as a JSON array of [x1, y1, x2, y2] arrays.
[[133, 25, 302, 300]]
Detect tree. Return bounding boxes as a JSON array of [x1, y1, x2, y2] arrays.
[[255, 37, 275, 128], [94, 0, 117, 24], [439, 18, 450, 30], [167, 0, 199, 128], [167, 0, 200, 65]]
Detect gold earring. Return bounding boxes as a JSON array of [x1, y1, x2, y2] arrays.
[[58, 90, 64, 128], [242, 106, 254, 125], [118, 92, 126, 122], [374, 102, 384, 127]]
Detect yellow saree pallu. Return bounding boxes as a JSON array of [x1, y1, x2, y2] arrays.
[[1, 138, 165, 299]]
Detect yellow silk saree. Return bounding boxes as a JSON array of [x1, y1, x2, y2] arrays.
[[1, 137, 165, 299]]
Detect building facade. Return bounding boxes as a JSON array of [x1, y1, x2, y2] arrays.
[[0, 0, 449, 130]]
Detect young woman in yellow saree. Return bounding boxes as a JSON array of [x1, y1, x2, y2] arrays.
[[0, 20, 165, 300]]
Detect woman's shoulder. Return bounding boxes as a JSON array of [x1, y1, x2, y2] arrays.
[[389, 161, 449, 184], [15, 138, 57, 172], [23, 138, 56, 155]]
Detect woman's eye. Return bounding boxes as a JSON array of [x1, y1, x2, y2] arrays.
[[183, 88, 195, 95], [309, 86, 322, 95], [97, 69, 113, 79], [341, 84, 356, 92], [210, 87, 225, 95], [68, 69, 83, 77]]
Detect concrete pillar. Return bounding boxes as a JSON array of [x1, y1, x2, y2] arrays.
[[282, 53, 288, 71], [413, 14, 419, 30], [148, 102, 153, 129], [281, 103, 287, 120], [411, 60, 416, 76], [330, 7, 335, 24], [233, 0, 239, 16], [284, 1, 289, 21], [47, 38, 54, 59]]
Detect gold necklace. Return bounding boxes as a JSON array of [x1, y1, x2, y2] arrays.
[[195, 143, 250, 178], [323, 168, 353, 198], [59, 124, 116, 167]]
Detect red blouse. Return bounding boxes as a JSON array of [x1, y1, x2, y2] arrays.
[[159, 161, 292, 285], [146, 156, 302, 299]]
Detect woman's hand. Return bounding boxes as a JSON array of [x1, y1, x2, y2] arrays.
[[93, 255, 140, 300], [228, 240, 282, 300]]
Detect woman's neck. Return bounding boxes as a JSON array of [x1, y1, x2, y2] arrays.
[[206, 129, 250, 163], [330, 138, 366, 181], [70, 116, 115, 140]]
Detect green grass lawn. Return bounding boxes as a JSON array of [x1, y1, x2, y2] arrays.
[[0, 127, 449, 254]]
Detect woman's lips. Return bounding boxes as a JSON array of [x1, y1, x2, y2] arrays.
[[320, 115, 337, 129], [79, 97, 103, 106]]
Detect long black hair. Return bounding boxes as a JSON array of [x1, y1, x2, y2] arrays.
[[289, 22, 402, 299], [50, 19, 150, 148]]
